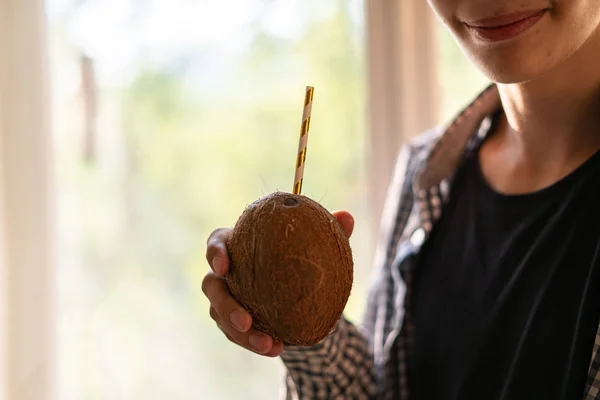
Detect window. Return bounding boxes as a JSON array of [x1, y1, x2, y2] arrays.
[[0, 1, 493, 399], [48, 1, 369, 398]]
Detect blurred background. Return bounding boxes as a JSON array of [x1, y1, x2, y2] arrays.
[[0, 0, 489, 399]]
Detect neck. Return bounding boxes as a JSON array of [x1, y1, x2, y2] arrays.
[[496, 29, 600, 164]]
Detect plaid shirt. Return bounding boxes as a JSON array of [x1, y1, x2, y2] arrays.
[[280, 84, 600, 400]]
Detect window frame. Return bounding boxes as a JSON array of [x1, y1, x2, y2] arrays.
[[0, 0, 55, 399]]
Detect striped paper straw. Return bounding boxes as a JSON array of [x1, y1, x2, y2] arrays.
[[293, 86, 314, 195]]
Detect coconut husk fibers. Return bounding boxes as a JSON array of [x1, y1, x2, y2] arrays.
[[226, 192, 353, 346]]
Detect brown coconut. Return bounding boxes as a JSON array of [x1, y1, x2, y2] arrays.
[[225, 192, 353, 346]]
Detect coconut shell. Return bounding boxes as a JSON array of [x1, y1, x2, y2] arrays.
[[226, 192, 353, 346]]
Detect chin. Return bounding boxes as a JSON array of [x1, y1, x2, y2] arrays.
[[467, 51, 549, 84], [452, 31, 565, 84]]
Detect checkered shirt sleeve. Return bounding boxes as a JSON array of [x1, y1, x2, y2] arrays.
[[280, 317, 378, 399]]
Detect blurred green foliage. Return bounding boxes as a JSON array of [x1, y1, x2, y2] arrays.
[[54, 2, 370, 399], [436, 25, 490, 122]]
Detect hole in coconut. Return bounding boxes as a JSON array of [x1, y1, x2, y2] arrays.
[[283, 197, 299, 207]]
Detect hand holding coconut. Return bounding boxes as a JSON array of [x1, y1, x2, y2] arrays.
[[203, 211, 354, 356], [203, 87, 355, 355]]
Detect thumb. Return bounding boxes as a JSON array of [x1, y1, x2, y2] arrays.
[[332, 210, 354, 239]]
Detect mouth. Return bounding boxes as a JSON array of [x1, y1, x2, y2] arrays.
[[464, 9, 548, 42]]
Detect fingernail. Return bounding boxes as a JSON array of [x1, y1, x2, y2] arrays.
[[212, 257, 224, 275], [249, 334, 268, 353], [229, 310, 249, 332]]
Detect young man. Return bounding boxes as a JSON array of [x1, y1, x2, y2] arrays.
[[204, 0, 600, 398]]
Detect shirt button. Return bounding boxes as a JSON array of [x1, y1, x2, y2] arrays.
[[410, 228, 425, 247]]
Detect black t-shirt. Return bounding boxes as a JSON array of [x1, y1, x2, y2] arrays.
[[408, 144, 600, 400]]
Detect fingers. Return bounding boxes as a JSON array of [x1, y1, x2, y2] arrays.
[[332, 210, 354, 238], [203, 272, 284, 357], [203, 272, 251, 332], [210, 304, 284, 357], [265, 341, 284, 357], [204, 228, 284, 357], [206, 228, 232, 276]]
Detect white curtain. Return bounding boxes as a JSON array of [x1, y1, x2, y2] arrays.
[[366, 0, 439, 228], [0, 0, 54, 399]]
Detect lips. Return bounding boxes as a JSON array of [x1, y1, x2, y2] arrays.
[[464, 9, 547, 42], [467, 10, 547, 28]]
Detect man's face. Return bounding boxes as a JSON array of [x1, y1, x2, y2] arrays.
[[427, 0, 600, 83]]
